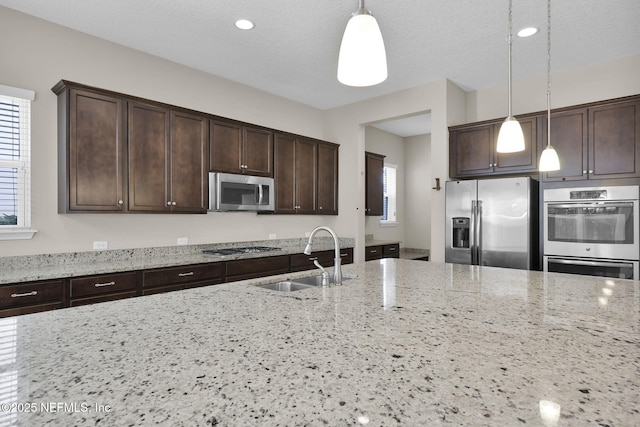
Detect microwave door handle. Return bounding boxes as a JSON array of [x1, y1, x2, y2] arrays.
[[258, 184, 264, 205]]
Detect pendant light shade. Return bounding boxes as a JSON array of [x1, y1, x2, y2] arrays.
[[496, 0, 525, 153], [337, 0, 387, 87], [539, 0, 561, 172], [497, 117, 526, 153]]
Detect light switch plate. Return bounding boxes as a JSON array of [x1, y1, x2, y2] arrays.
[[93, 241, 108, 250]]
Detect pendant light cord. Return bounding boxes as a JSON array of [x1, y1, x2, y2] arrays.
[[507, 0, 513, 117], [546, 0, 552, 148]]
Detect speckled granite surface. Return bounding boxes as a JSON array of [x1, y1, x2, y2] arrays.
[[0, 237, 354, 284], [0, 259, 637, 426]]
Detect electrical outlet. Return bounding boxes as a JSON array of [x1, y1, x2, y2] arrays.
[[177, 237, 189, 246], [93, 241, 108, 250], [268, 233, 277, 239], [304, 232, 311, 237]]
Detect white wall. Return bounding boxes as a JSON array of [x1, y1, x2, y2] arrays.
[[404, 134, 431, 250], [364, 127, 405, 243], [0, 7, 341, 257]]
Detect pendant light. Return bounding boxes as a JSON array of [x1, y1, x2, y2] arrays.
[[496, 0, 525, 153], [337, 0, 388, 87], [539, 0, 561, 171]]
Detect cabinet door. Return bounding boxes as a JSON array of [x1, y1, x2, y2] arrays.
[[210, 120, 242, 173], [450, 125, 494, 177], [317, 142, 338, 215], [542, 109, 588, 182], [494, 116, 539, 173], [67, 89, 125, 211], [294, 138, 317, 213], [128, 102, 171, 211], [365, 152, 384, 216], [274, 133, 296, 213], [170, 111, 209, 213], [589, 100, 640, 179], [243, 127, 273, 176]]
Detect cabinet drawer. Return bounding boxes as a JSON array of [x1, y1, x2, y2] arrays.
[[70, 272, 138, 299], [226, 255, 290, 282], [383, 243, 400, 258], [290, 250, 335, 272], [340, 247, 354, 265], [143, 263, 225, 288], [69, 291, 138, 307], [365, 245, 383, 261], [0, 280, 64, 310]]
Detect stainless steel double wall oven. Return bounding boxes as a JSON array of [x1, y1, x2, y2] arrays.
[[543, 185, 639, 280]]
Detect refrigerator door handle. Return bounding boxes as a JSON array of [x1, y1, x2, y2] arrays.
[[471, 200, 478, 265], [476, 200, 483, 266]]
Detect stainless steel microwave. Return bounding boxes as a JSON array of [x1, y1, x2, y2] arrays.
[[209, 172, 275, 212]]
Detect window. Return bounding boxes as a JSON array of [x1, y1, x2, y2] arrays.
[[0, 84, 35, 239], [381, 164, 397, 223]]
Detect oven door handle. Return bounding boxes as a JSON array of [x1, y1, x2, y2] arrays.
[[547, 258, 634, 269], [547, 202, 634, 209]]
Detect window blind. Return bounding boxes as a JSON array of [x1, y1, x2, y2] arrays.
[[382, 164, 397, 222], [0, 91, 31, 229]]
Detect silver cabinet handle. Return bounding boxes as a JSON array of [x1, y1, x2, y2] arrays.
[[340, 253, 348, 257], [178, 272, 194, 277], [172, 201, 177, 206], [370, 250, 377, 253], [588, 169, 594, 173], [95, 281, 116, 287], [582, 170, 587, 174], [167, 201, 172, 206], [308, 257, 318, 261], [11, 291, 37, 298], [493, 163, 497, 167], [388, 247, 396, 251], [118, 200, 124, 205]]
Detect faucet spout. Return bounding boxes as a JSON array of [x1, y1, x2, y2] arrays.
[[304, 226, 342, 285]]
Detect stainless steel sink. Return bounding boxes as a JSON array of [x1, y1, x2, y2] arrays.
[[256, 274, 354, 292], [256, 281, 313, 292]]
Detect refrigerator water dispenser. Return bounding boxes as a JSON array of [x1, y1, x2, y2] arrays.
[[452, 217, 470, 248]]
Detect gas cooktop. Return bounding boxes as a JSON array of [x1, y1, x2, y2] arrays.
[[202, 246, 282, 256]]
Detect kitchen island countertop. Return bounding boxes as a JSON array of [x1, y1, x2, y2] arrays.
[[2, 259, 638, 426]]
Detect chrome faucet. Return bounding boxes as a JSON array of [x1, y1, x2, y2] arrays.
[[304, 226, 342, 285]]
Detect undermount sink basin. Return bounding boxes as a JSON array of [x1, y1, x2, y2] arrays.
[[256, 281, 313, 292], [256, 274, 353, 292]]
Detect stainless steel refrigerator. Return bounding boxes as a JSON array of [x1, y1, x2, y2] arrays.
[[445, 177, 538, 270]]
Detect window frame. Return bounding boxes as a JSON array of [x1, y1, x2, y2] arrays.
[[0, 84, 36, 240], [380, 163, 398, 226]]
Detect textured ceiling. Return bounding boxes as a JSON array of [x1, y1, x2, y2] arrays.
[[1, 0, 639, 135]]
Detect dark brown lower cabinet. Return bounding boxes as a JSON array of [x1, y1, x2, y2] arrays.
[[366, 244, 400, 261], [290, 248, 354, 272], [142, 263, 225, 295], [0, 279, 64, 318], [69, 272, 138, 307], [225, 255, 290, 282]]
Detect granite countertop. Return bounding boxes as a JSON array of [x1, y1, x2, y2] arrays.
[[2, 260, 637, 426], [0, 238, 354, 285]]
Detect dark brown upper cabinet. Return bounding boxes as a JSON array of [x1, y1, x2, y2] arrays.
[[209, 120, 273, 177], [128, 103, 208, 213], [55, 85, 126, 212], [543, 98, 640, 182], [317, 142, 339, 215], [274, 134, 317, 214], [449, 115, 539, 178], [365, 151, 385, 216]]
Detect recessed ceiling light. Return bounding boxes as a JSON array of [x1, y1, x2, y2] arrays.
[[517, 27, 538, 38], [235, 19, 254, 30]]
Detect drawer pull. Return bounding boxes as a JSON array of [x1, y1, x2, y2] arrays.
[[340, 253, 348, 257], [95, 281, 116, 288], [389, 248, 396, 251], [178, 272, 194, 277], [11, 291, 38, 298], [371, 250, 377, 253], [308, 257, 318, 261]]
